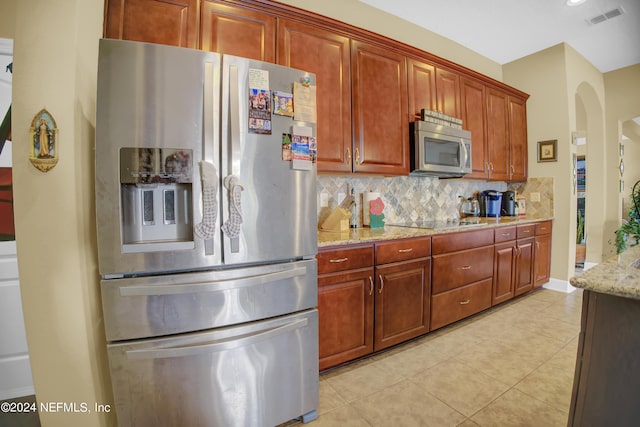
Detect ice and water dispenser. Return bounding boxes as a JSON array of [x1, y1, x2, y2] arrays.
[[119, 148, 194, 251]]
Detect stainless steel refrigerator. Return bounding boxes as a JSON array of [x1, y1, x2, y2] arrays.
[[95, 39, 318, 427]]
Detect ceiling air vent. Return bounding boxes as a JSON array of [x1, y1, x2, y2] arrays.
[[587, 6, 625, 25]]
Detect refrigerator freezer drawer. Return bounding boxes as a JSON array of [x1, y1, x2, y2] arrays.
[[102, 259, 317, 341], [108, 309, 319, 427]]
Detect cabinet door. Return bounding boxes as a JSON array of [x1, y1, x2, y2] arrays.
[[435, 68, 461, 119], [352, 40, 409, 175], [318, 268, 374, 370], [104, 0, 199, 48], [486, 88, 510, 181], [534, 234, 552, 288], [407, 59, 436, 121], [493, 241, 515, 305], [461, 77, 488, 179], [509, 96, 528, 181], [514, 237, 534, 296], [375, 258, 430, 350], [200, 1, 275, 61], [278, 20, 352, 173]]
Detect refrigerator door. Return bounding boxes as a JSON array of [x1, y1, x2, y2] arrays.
[[101, 258, 317, 341], [220, 56, 317, 266], [107, 309, 319, 427], [96, 39, 222, 277]]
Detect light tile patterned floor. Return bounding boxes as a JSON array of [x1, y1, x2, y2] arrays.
[[310, 288, 582, 427]]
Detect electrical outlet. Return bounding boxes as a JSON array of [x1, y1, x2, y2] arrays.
[[320, 192, 329, 207], [530, 192, 541, 202]]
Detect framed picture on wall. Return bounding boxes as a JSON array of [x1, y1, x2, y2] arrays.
[[537, 139, 557, 162]]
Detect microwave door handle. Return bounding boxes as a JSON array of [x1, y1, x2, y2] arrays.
[[461, 139, 469, 171]]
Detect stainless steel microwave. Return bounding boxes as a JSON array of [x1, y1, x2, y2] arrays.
[[410, 121, 472, 178]]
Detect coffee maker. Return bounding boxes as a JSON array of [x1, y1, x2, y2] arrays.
[[479, 190, 502, 217], [501, 191, 517, 216]]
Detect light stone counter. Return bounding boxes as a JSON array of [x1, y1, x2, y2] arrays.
[[570, 245, 640, 300], [318, 216, 553, 247]]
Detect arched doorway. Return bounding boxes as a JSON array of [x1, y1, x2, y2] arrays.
[[573, 82, 605, 268]]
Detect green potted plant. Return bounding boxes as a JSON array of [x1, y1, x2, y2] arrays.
[[614, 180, 640, 254]]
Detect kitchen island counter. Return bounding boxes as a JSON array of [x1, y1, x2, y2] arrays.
[[318, 216, 553, 247], [569, 245, 640, 300]]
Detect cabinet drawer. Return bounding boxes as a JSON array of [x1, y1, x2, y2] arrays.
[[517, 224, 535, 239], [375, 237, 431, 265], [535, 220, 552, 235], [494, 226, 516, 243], [432, 229, 494, 254], [318, 245, 373, 274], [432, 246, 494, 294], [431, 278, 492, 330]]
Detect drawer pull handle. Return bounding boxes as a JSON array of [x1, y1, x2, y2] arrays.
[[460, 265, 472, 270], [398, 248, 413, 253], [329, 258, 348, 263], [502, 233, 511, 237], [379, 274, 384, 294], [459, 299, 471, 305], [368, 276, 374, 295], [523, 230, 531, 233]]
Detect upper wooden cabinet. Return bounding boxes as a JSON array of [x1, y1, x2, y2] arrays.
[[351, 40, 409, 175], [407, 59, 436, 121], [435, 68, 462, 119], [277, 20, 352, 173], [460, 77, 488, 179], [104, 0, 528, 180], [200, 1, 276, 61], [509, 96, 528, 181], [104, 0, 199, 48], [486, 88, 511, 181]]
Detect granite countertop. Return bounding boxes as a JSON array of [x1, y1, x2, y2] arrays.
[[570, 245, 640, 300], [318, 216, 553, 247]]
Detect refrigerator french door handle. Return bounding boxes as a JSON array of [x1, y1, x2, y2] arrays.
[[119, 265, 307, 296], [125, 317, 309, 360], [224, 64, 242, 252], [199, 61, 217, 255]]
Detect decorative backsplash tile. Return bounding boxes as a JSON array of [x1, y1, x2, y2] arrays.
[[317, 175, 554, 227], [508, 177, 554, 219]]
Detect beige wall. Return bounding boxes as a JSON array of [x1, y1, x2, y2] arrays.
[[604, 64, 640, 225], [12, 1, 114, 426], [0, 0, 16, 39], [277, 0, 503, 81], [503, 44, 573, 281]]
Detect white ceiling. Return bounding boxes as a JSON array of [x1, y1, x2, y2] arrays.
[[359, 0, 640, 73]]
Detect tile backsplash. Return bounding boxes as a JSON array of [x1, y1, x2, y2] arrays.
[[317, 175, 554, 227]]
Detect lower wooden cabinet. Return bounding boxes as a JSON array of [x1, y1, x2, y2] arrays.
[[534, 221, 553, 287], [492, 225, 534, 305], [318, 267, 374, 370], [317, 245, 374, 370], [431, 279, 492, 330], [318, 220, 552, 369], [375, 258, 430, 351]]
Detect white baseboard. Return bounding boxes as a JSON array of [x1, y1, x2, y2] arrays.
[[542, 278, 577, 293]]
